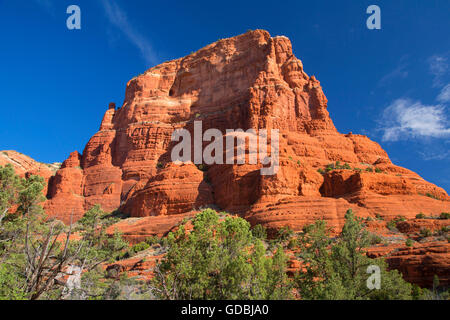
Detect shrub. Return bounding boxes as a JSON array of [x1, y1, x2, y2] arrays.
[[425, 193, 439, 200], [145, 236, 160, 246], [439, 212, 450, 220], [416, 213, 426, 219], [156, 162, 164, 169], [387, 220, 397, 231], [251, 224, 267, 240], [295, 209, 413, 300], [375, 167, 383, 173], [288, 238, 299, 249], [438, 226, 449, 236], [343, 163, 352, 170], [277, 226, 294, 241], [129, 242, 150, 255], [365, 167, 374, 172], [419, 228, 432, 238], [317, 168, 325, 174], [369, 233, 383, 245], [406, 238, 413, 247], [151, 209, 292, 300]]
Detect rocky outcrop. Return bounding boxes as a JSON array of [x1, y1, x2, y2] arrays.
[[44, 30, 449, 236], [0, 150, 60, 196]]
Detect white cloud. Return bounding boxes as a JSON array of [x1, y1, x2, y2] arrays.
[[428, 54, 449, 87], [100, 0, 158, 67], [380, 99, 450, 141], [437, 84, 450, 103]]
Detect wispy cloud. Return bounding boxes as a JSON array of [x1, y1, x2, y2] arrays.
[[418, 149, 450, 161], [428, 54, 449, 87], [380, 99, 450, 142], [100, 0, 158, 67], [437, 84, 450, 103], [378, 56, 409, 87]]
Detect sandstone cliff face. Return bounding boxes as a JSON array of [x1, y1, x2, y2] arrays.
[[44, 30, 449, 233]]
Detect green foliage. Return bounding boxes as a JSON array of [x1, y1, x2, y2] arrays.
[[375, 167, 383, 173], [419, 228, 432, 238], [151, 209, 292, 300], [0, 164, 22, 216], [295, 209, 413, 300], [277, 226, 294, 242], [251, 224, 267, 240], [405, 238, 413, 247], [365, 167, 374, 172], [386, 220, 398, 231], [439, 212, 450, 219], [145, 235, 161, 246], [368, 233, 383, 245], [287, 238, 299, 249], [0, 166, 129, 299], [156, 162, 164, 169], [416, 213, 426, 219], [317, 168, 325, 175], [129, 242, 150, 256], [425, 193, 439, 200], [0, 263, 27, 300]]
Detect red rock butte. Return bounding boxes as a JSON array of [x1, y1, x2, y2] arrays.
[[40, 29, 449, 234]]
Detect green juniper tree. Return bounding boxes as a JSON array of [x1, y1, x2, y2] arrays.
[[151, 209, 292, 300], [295, 209, 413, 300]]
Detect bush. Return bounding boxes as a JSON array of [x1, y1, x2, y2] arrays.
[[288, 238, 299, 249], [151, 209, 292, 300], [365, 167, 373, 172], [145, 236, 160, 246], [251, 224, 267, 240], [437, 226, 449, 236], [419, 228, 432, 238], [277, 226, 294, 241], [317, 168, 325, 174], [387, 220, 397, 231], [375, 167, 383, 173], [156, 162, 164, 169], [129, 242, 150, 256], [406, 238, 413, 247], [425, 193, 439, 200], [439, 212, 450, 220], [416, 213, 426, 219], [369, 233, 383, 245], [295, 209, 413, 300]]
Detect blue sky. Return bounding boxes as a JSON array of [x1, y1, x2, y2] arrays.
[[0, 0, 449, 192]]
